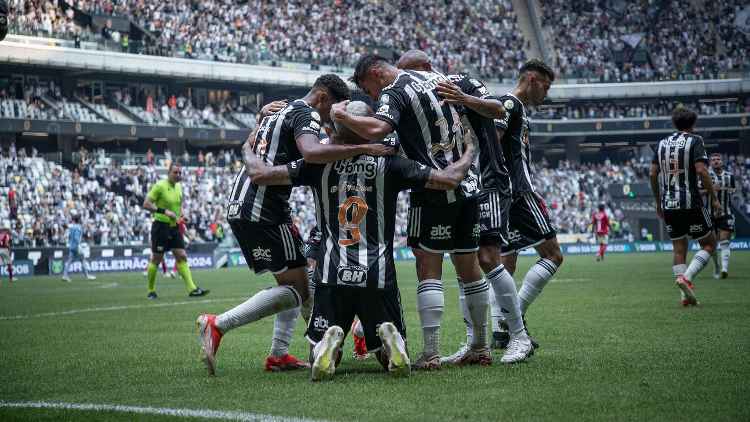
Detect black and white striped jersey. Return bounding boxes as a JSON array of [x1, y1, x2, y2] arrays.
[[287, 155, 431, 289], [653, 131, 709, 210], [710, 169, 736, 217], [226, 100, 322, 225], [374, 70, 479, 203], [494, 93, 534, 197], [448, 74, 512, 197]]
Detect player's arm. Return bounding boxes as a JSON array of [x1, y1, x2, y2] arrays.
[[436, 81, 506, 119], [649, 161, 663, 219], [242, 139, 292, 185], [143, 184, 177, 219], [331, 107, 393, 142], [296, 133, 394, 164], [424, 121, 478, 190], [260, 100, 288, 118]]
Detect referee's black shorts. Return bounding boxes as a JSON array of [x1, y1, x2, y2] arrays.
[[151, 221, 185, 253]]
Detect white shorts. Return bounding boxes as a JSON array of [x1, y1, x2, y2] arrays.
[[596, 234, 609, 245], [0, 248, 10, 265]]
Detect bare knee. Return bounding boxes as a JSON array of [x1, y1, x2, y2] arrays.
[[414, 249, 443, 281], [478, 246, 501, 273]]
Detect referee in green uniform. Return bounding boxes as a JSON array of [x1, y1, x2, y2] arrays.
[[142, 162, 209, 299]]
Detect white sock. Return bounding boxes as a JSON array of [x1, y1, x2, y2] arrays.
[[417, 279, 443, 357], [270, 307, 299, 357], [673, 264, 687, 300], [457, 281, 474, 345], [685, 250, 711, 281], [462, 278, 489, 349], [519, 258, 558, 314], [720, 241, 730, 272], [487, 264, 524, 335], [352, 318, 364, 337], [216, 285, 301, 333], [488, 285, 504, 332]]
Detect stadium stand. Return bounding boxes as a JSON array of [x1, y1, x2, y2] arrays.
[[7, 0, 747, 82], [3, 143, 747, 247]]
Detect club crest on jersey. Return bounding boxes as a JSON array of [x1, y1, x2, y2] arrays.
[[381, 94, 390, 104], [337, 265, 368, 286], [334, 157, 377, 179], [504, 99, 514, 110]]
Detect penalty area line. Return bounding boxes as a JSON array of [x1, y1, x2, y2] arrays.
[[0, 401, 329, 422], [0, 297, 245, 321]]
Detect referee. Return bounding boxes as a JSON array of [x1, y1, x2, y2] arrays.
[[142, 161, 208, 299]]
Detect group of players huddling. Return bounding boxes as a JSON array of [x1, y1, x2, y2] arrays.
[[195, 51, 565, 380]]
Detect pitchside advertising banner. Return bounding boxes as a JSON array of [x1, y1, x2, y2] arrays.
[[0, 260, 34, 277], [392, 238, 750, 260], [48, 254, 214, 275]]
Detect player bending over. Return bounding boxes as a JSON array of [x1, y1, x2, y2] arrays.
[[196, 76, 394, 375], [240, 100, 477, 380], [650, 107, 719, 306]]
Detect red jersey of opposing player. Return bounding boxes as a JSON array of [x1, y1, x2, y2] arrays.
[[0, 229, 11, 249], [592, 210, 610, 236]]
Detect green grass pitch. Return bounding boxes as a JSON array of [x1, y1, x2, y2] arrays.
[[1, 252, 749, 421]]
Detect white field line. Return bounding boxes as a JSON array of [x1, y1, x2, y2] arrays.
[[0, 297, 245, 321], [0, 401, 328, 422]]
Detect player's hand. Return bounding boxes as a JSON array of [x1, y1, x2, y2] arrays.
[[260, 100, 287, 118], [436, 81, 467, 105], [164, 210, 177, 219], [331, 100, 350, 122], [361, 143, 395, 157], [179, 216, 190, 225]]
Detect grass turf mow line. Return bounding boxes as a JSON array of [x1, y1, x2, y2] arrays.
[[0, 401, 330, 422], [0, 297, 247, 320]]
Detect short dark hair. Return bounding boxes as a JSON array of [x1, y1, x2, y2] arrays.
[[351, 54, 390, 88], [598, 204, 605, 211], [520, 59, 555, 82], [168, 161, 181, 171], [672, 106, 697, 131], [72, 214, 81, 223], [710, 152, 722, 158], [312, 74, 350, 102]]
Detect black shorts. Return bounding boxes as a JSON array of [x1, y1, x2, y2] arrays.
[[151, 221, 185, 253], [305, 285, 406, 353], [664, 208, 713, 240], [713, 214, 735, 233], [304, 231, 322, 261], [406, 193, 479, 254], [229, 219, 306, 275], [502, 192, 556, 256], [478, 189, 511, 247]]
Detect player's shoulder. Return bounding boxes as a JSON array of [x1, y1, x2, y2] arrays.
[[497, 93, 522, 112], [287, 100, 320, 119]]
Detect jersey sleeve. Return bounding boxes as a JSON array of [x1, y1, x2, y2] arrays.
[[729, 174, 736, 192], [146, 182, 161, 202], [287, 159, 323, 187], [691, 137, 709, 165], [289, 107, 323, 140], [388, 156, 431, 190], [374, 88, 406, 129], [494, 95, 518, 131]]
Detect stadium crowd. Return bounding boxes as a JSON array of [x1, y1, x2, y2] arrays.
[[8, 0, 747, 82], [543, 0, 748, 81], [533, 98, 749, 120], [3, 143, 747, 249]]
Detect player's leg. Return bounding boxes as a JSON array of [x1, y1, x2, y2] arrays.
[[522, 237, 564, 314], [359, 288, 409, 377], [718, 228, 731, 278], [161, 259, 168, 275], [308, 286, 350, 381], [449, 252, 493, 365], [147, 221, 167, 298], [599, 235, 608, 260], [62, 250, 76, 282], [412, 248, 444, 369], [170, 225, 206, 296], [683, 209, 716, 284], [199, 221, 309, 374], [146, 252, 163, 298]]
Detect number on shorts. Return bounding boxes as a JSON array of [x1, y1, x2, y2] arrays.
[[337, 196, 368, 246]]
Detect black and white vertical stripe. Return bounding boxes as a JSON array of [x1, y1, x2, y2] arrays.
[[524, 192, 553, 233]]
